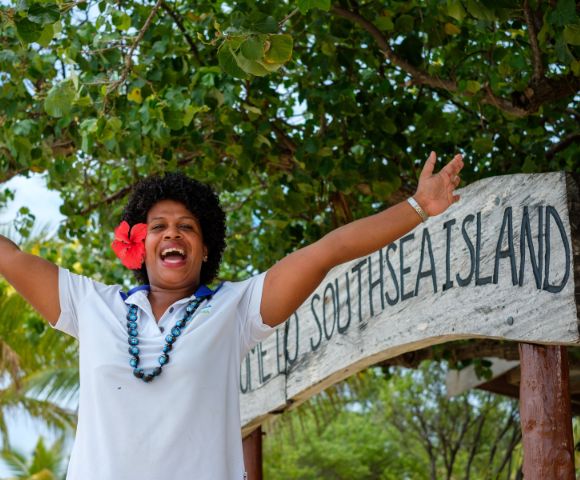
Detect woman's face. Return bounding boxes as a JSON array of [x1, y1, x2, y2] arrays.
[[144, 200, 207, 290]]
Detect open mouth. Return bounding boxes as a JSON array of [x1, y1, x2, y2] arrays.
[[160, 247, 187, 264]]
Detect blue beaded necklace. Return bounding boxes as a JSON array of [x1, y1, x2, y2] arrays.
[[126, 296, 209, 383]]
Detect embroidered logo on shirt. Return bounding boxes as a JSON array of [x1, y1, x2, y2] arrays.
[[199, 305, 212, 315]]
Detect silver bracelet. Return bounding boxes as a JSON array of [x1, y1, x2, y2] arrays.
[[407, 197, 428, 222]]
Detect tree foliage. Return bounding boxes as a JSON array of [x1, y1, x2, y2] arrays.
[[264, 363, 524, 479], [0, 0, 578, 283]]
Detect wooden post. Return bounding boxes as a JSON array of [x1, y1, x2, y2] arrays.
[[519, 344, 575, 479], [242, 426, 263, 480]]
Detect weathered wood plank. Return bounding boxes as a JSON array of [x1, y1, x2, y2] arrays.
[[241, 172, 580, 433]]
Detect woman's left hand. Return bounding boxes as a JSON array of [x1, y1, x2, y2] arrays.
[[414, 151, 464, 217]]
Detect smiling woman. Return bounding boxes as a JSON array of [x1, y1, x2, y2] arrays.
[[0, 153, 464, 480]]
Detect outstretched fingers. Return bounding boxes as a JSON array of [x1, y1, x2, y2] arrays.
[[442, 153, 464, 179], [419, 151, 437, 180]]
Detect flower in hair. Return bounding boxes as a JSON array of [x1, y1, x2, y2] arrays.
[[111, 221, 147, 270]]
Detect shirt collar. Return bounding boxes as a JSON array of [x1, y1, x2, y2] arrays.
[[119, 283, 221, 303]]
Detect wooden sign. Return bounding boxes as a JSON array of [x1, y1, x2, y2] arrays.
[[240, 172, 580, 433]]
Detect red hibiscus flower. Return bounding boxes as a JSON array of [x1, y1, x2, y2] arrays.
[[111, 221, 147, 270]]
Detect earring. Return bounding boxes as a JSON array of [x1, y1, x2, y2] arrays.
[[203, 255, 208, 262]]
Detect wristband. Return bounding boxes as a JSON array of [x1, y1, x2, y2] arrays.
[[407, 197, 428, 222]]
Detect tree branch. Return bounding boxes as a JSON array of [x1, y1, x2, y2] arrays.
[[107, 0, 164, 94], [279, 7, 299, 28], [495, 427, 522, 476], [523, 0, 544, 82], [270, 120, 297, 154], [465, 409, 487, 480], [330, 6, 456, 91], [78, 151, 204, 215], [330, 5, 579, 117], [546, 132, 580, 160], [0, 168, 26, 184], [160, 0, 201, 64]]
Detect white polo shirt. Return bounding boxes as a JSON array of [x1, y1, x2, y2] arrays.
[[55, 267, 274, 480]]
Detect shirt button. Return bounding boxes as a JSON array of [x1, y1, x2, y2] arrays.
[[169, 307, 174, 313], [159, 326, 165, 333]]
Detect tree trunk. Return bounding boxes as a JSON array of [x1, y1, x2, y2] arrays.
[[518, 344, 574, 479]]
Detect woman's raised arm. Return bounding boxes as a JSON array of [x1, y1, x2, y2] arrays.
[[0, 235, 60, 325], [261, 152, 464, 327]]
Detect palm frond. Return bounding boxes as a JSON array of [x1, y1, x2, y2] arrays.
[[29, 436, 65, 477], [0, 340, 21, 389], [22, 367, 79, 405], [0, 445, 29, 476], [0, 387, 76, 444]]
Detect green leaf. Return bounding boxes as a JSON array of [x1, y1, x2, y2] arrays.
[[264, 34, 293, 64], [255, 134, 271, 148], [555, 36, 574, 63], [236, 54, 270, 76], [99, 116, 123, 140], [473, 136, 493, 154], [74, 94, 93, 107], [381, 118, 397, 135], [395, 14, 414, 33], [218, 43, 247, 79], [13, 136, 32, 164], [13, 119, 36, 136], [15, 0, 30, 13], [225, 144, 243, 157], [257, 60, 284, 73], [465, 80, 481, 93], [563, 24, 580, 46], [27, 3, 60, 25], [521, 156, 536, 173], [15, 17, 43, 43], [243, 103, 262, 115], [549, 0, 575, 28], [240, 37, 265, 61], [0, 49, 18, 64], [447, 0, 466, 21], [162, 108, 185, 130], [80, 118, 98, 133], [375, 16, 394, 32], [44, 80, 76, 118], [465, 0, 496, 21], [444, 23, 461, 35], [183, 105, 210, 126], [243, 13, 278, 34], [37, 24, 54, 47], [112, 9, 131, 31], [297, 0, 331, 14]]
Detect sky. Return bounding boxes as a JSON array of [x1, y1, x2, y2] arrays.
[[0, 175, 67, 474], [0, 174, 65, 232]]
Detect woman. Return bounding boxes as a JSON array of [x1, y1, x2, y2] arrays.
[[0, 152, 463, 479]]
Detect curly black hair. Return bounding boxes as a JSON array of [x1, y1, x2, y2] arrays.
[[121, 172, 226, 286]]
